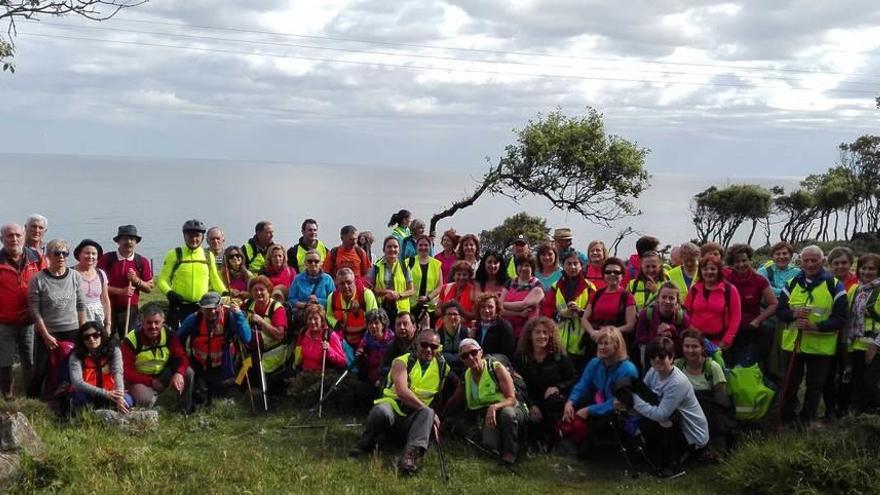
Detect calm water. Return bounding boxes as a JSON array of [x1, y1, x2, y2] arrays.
[[0, 152, 802, 264]]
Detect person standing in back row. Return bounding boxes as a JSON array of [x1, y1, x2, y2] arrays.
[[242, 221, 274, 273], [324, 225, 371, 280], [98, 225, 154, 337], [288, 219, 328, 273], [156, 219, 226, 330]]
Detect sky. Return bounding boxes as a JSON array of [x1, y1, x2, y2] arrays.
[[1, 0, 878, 176]]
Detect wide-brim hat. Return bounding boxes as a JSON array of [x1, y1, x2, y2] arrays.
[[74, 239, 103, 261], [113, 224, 142, 243], [553, 227, 573, 240]]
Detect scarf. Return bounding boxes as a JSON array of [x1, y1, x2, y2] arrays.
[[848, 278, 880, 343]]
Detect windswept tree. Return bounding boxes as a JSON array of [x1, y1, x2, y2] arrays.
[[479, 212, 549, 257], [429, 108, 650, 234], [775, 189, 818, 243], [690, 184, 772, 246], [839, 135, 880, 235], [1, 0, 146, 72]]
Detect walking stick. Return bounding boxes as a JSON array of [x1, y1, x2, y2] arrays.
[[123, 281, 133, 334], [434, 424, 449, 484], [253, 329, 269, 412], [318, 328, 329, 419], [775, 327, 803, 433]]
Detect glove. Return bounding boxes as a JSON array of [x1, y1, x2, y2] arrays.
[[166, 291, 183, 307]]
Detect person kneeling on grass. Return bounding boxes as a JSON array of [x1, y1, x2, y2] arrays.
[[350, 329, 457, 476], [122, 302, 194, 412], [448, 338, 527, 466], [177, 292, 251, 407], [68, 321, 133, 415], [614, 336, 709, 478]]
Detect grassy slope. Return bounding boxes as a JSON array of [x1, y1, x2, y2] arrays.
[[3, 396, 719, 495]]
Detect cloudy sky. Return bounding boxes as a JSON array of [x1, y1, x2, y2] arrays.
[[2, 0, 878, 176]]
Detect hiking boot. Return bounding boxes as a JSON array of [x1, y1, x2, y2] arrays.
[[656, 465, 686, 479], [397, 447, 420, 476], [348, 438, 375, 458], [501, 452, 517, 466]]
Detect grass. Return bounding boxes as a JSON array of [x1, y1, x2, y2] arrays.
[[2, 394, 724, 495]]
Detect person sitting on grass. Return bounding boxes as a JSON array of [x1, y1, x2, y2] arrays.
[[121, 302, 194, 412], [69, 321, 132, 415], [349, 329, 457, 476], [615, 336, 709, 478]]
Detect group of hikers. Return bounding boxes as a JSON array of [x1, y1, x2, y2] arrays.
[[0, 208, 878, 479]]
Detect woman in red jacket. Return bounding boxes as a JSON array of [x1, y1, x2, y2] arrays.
[[684, 257, 742, 350]]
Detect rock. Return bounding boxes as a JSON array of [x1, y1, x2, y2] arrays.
[[94, 409, 158, 434], [0, 412, 43, 457], [0, 452, 21, 488]]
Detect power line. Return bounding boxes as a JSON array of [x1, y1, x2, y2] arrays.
[[19, 31, 879, 96], [112, 17, 880, 79], [33, 21, 880, 88]]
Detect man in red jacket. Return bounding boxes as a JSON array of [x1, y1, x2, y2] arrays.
[[0, 223, 46, 400], [121, 302, 194, 412]]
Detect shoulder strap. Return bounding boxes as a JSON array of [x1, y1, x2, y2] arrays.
[[132, 253, 146, 273], [867, 287, 880, 321], [766, 266, 775, 286], [169, 247, 184, 279], [590, 287, 607, 308], [407, 257, 416, 270], [327, 247, 338, 273], [105, 252, 119, 273]]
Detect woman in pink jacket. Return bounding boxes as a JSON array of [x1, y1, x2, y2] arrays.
[[683, 257, 742, 349], [294, 303, 346, 372]]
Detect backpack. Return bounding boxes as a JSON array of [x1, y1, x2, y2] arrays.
[[726, 363, 775, 422], [103, 252, 147, 276], [326, 246, 370, 278], [589, 287, 628, 326], [169, 247, 209, 280], [644, 303, 685, 326], [486, 354, 531, 413]]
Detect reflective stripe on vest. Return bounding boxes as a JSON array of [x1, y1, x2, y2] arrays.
[[781, 278, 839, 356], [374, 258, 411, 312], [246, 299, 289, 373], [126, 329, 170, 375], [849, 284, 880, 352], [464, 359, 505, 410], [374, 353, 444, 416], [192, 312, 228, 368], [243, 240, 267, 273], [83, 355, 116, 392], [408, 257, 442, 309], [331, 289, 367, 330], [553, 280, 592, 356], [293, 241, 328, 272]]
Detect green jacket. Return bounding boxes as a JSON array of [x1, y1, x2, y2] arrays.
[[156, 246, 227, 303]]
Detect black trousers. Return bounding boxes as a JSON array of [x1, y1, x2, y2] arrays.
[[27, 329, 77, 399], [168, 300, 199, 331], [638, 417, 688, 469], [111, 305, 140, 339], [781, 352, 832, 422]]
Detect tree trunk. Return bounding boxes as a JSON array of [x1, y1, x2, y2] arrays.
[[428, 162, 502, 234]]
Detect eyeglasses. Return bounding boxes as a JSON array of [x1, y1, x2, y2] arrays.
[[604, 270, 623, 276], [444, 312, 461, 318], [83, 332, 101, 341], [306, 259, 321, 264], [51, 250, 69, 258], [419, 342, 440, 351], [228, 254, 243, 259], [459, 348, 480, 359]]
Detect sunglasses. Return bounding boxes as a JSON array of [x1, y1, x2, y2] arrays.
[[51, 250, 69, 258], [459, 348, 480, 359], [419, 342, 440, 351], [604, 270, 623, 276], [306, 259, 321, 264], [228, 254, 243, 259], [83, 332, 101, 341]]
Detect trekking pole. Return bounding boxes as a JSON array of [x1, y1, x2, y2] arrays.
[[610, 413, 639, 479], [318, 329, 329, 419], [123, 281, 133, 335], [463, 436, 519, 476], [434, 424, 449, 484], [774, 327, 803, 433], [253, 329, 269, 412], [309, 368, 349, 417]]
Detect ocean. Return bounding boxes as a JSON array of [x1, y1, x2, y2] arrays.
[[0, 152, 802, 264]]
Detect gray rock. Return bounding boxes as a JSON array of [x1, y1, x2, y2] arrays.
[[0, 452, 21, 488], [0, 412, 42, 457], [94, 409, 158, 434]]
